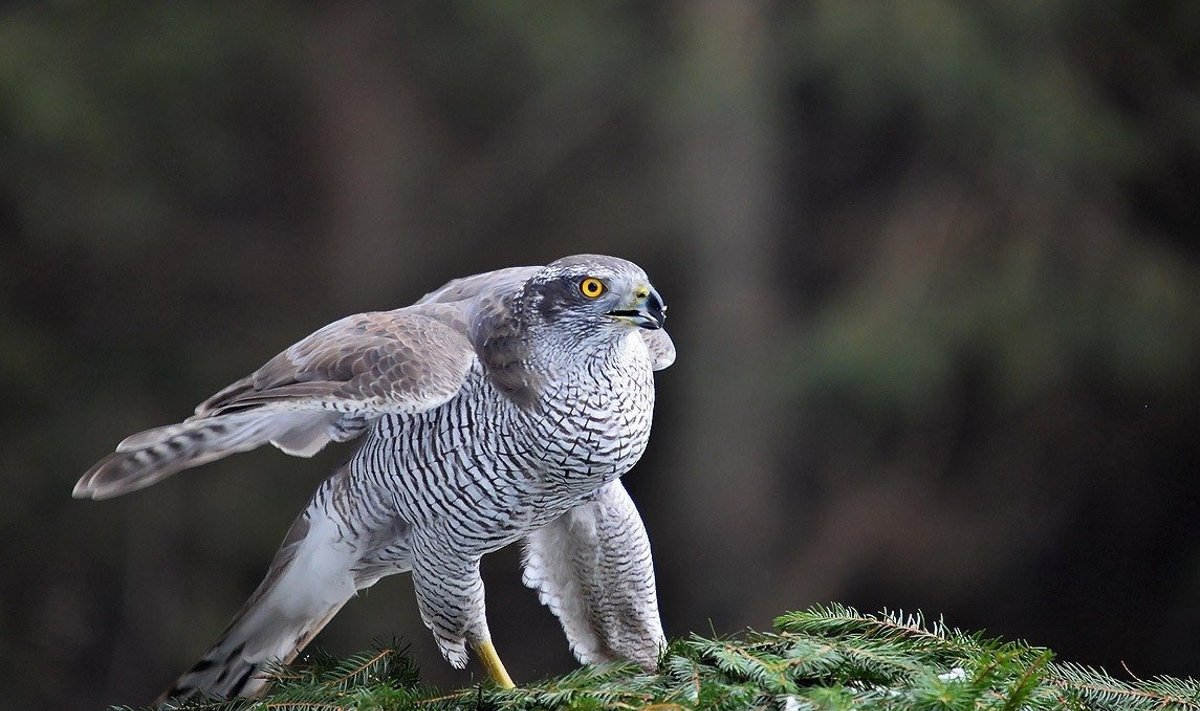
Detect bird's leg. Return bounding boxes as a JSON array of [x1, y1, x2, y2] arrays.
[[411, 538, 516, 686], [472, 639, 515, 688]]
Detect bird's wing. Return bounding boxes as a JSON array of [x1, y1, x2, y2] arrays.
[[74, 306, 476, 500], [193, 305, 474, 418], [521, 480, 666, 671], [417, 265, 540, 305], [412, 264, 540, 407]]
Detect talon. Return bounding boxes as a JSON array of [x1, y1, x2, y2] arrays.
[[473, 640, 516, 688]]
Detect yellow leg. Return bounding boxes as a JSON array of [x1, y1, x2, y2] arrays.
[[473, 639, 516, 688]]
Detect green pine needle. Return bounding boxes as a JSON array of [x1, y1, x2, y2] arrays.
[[116, 605, 1200, 711]]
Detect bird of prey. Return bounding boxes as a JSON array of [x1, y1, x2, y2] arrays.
[[74, 255, 674, 702]]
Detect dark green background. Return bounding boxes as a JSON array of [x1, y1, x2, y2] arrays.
[[2, 3, 1198, 708]]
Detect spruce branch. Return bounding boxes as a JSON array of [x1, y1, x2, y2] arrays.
[[119, 605, 1200, 711]]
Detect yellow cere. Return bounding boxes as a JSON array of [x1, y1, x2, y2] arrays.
[[580, 277, 606, 298]]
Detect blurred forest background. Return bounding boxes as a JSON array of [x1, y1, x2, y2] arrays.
[[2, 2, 1198, 708]]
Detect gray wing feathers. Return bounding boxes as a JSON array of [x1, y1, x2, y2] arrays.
[[419, 265, 545, 407], [76, 262, 671, 501], [75, 411, 344, 500], [74, 311, 475, 500], [417, 266, 539, 305], [197, 310, 475, 417], [521, 481, 666, 671]]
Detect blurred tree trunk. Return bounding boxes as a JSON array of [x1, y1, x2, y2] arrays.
[[658, 0, 784, 629], [302, 3, 453, 310]]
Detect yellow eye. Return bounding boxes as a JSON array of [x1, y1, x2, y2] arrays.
[[580, 277, 606, 299]]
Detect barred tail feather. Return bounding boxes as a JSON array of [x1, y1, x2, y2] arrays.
[[159, 489, 360, 703], [160, 605, 343, 704]]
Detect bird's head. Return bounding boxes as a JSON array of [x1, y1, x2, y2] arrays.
[[524, 255, 666, 340]]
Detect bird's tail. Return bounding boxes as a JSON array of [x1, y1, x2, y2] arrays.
[[74, 409, 341, 500], [159, 470, 361, 704]]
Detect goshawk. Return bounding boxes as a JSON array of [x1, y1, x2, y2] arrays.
[[75, 254, 673, 702]]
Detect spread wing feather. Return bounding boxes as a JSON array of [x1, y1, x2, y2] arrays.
[[73, 309, 476, 500], [74, 260, 674, 501]]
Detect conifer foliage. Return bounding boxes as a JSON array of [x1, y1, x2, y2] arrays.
[[127, 605, 1200, 710]]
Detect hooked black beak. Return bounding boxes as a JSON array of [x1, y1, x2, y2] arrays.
[[608, 286, 666, 330]]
